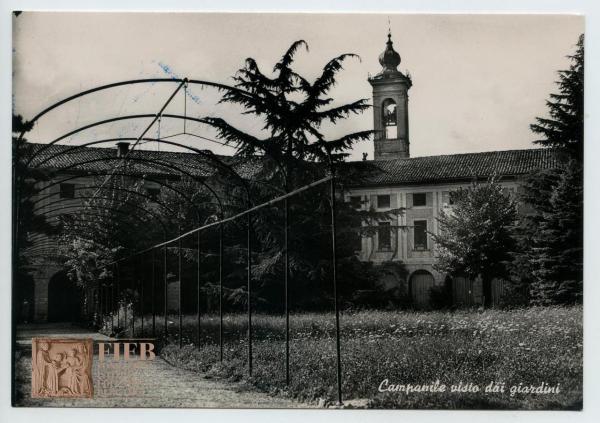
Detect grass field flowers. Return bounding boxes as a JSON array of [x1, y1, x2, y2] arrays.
[[112, 306, 582, 409]]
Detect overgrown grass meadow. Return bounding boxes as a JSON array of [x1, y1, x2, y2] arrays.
[[104, 306, 582, 409]]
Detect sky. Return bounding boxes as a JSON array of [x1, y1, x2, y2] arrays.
[[12, 12, 584, 161]]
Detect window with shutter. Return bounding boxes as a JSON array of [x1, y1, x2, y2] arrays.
[[369, 194, 377, 210], [377, 195, 391, 209], [349, 196, 362, 210], [413, 193, 427, 207], [378, 221, 392, 250], [413, 220, 428, 250], [442, 191, 450, 208]]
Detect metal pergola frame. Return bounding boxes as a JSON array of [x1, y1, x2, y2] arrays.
[[13, 77, 345, 404]]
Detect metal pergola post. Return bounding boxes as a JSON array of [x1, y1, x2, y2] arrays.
[[98, 284, 103, 323], [247, 212, 253, 377], [116, 263, 120, 328], [284, 197, 290, 385], [219, 223, 223, 362], [152, 248, 156, 337], [141, 253, 145, 337], [164, 244, 168, 341], [131, 258, 136, 337], [178, 228, 183, 348], [111, 273, 115, 333], [330, 169, 343, 405], [197, 230, 201, 348]]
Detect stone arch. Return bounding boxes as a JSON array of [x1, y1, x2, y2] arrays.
[[47, 270, 82, 322], [409, 269, 435, 308]]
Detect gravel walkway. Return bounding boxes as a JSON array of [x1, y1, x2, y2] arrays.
[[15, 324, 310, 408]]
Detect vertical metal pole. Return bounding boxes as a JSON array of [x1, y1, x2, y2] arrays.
[[98, 284, 103, 323], [123, 281, 128, 335], [152, 248, 156, 337], [131, 259, 135, 337], [111, 272, 115, 333], [164, 244, 168, 340], [247, 212, 253, 377], [219, 223, 223, 362], [141, 253, 145, 337], [178, 230, 183, 348], [116, 263, 120, 328], [330, 171, 343, 405], [284, 197, 290, 385], [197, 230, 201, 348]]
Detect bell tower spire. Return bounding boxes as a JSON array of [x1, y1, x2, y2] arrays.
[[369, 29, 412, 160]]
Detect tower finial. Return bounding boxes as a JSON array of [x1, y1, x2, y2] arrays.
[[378, 20, 401, 72]]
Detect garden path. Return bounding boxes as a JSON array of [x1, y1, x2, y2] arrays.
[[15, 323, 309, 408]]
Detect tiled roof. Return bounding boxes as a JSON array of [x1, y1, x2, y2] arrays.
[[346, 148, 560, 186], [24, 143, 259, 179], [24, 143, 559, 187]]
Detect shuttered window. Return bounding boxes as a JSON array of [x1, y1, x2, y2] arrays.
[[378, 222, 392, 250], [377, 195, 390, 209], [413, 193, 427, 207], [414, 220, 428, 250], [349, 195, 362, 210]]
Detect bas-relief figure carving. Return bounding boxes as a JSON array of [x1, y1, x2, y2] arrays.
[[32, 338, 93, 398]]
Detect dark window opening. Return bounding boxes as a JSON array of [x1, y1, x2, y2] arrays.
[[414, 220, 428, 250], [147, 188, 160, 200], [59, 183, 75, 199], [377, 194, 391, 209], [449, 191, 458, 205], [349, 196, 362, 210], [378, 221, 392, 251], [413, 193, 427, 207], [442, 191, 458, 207], [348, 231, 362, 253], [382, 98, 398, 140]]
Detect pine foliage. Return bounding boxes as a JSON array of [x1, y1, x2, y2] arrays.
[[531, 34, 584, 161]]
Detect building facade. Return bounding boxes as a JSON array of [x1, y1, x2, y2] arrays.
[[346, 33, 558, 307], [19, 33, 560, 321]]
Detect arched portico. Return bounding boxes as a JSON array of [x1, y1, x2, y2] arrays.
[[47, 270, 82, 322]]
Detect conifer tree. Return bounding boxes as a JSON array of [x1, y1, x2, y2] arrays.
[[527, 162, 583, 304], [516, 35, 584, 304], [531, 34, 584, 162]]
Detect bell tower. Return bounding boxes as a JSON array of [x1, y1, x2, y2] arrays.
[[369, 31, 412, 160]]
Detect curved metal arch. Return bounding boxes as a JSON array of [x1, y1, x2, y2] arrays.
[[34, 205, 169, 249], [32, 186, 178, 217], [34, 202, 169, 236], [25, 224, 131, 247], [24, 232, 117, 254], [33, 196, 175, 234], [28, 154, 225, 218], [33, 210, 168, 259], [26, 210, 168, 250], [31, 136, 260, 202], [26, 171, 204, 217], [23, 226, 136, 258], [26, 114, 283, 199], [37, 136, 263, 194], [20, 78, 250, 134]]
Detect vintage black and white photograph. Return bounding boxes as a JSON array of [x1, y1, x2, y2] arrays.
[[9, 11, 584, 411]]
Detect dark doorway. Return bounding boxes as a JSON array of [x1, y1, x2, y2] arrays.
[[410, 270, 435, 308], [15, 271, 35, 323], [48, 271, 82, 322]]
